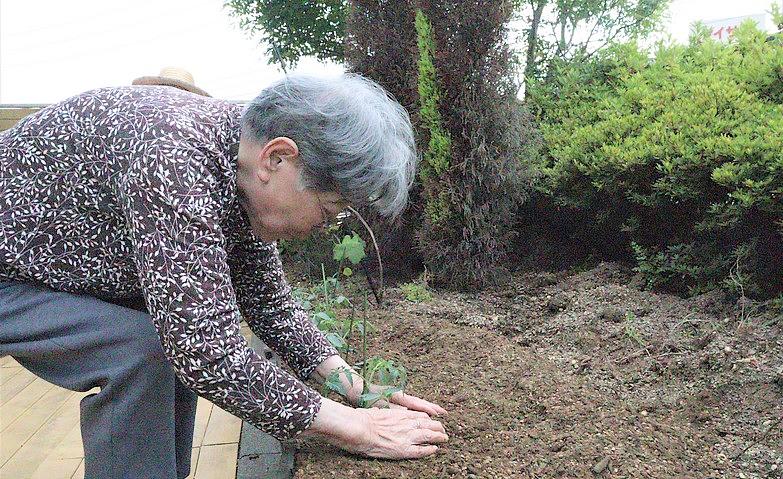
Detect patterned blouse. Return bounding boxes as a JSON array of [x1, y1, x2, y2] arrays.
[[0, 86, 338, 440]]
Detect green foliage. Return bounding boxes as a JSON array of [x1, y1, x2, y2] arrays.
[[623, 311, 645, 347], [400, 277, 432, 302], [224, 0, 347, 69], [321, 366, 354, 397], [631, 242, 704, 293], [771, 3, 783, 31], [301, 233, 408, 408], [415, 9, 452, 182], [415, 1, 542, 290], [302, 268, 354, 353], [519, 0, 670, 89], [535, 21, 783, 298], [357, 357, 408, 408], [415, 9, 456, 232], [333, 232, 367, 265]]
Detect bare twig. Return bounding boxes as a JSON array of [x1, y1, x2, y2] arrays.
[[729, 256, 747, 322], [347, 206, 384, 306]]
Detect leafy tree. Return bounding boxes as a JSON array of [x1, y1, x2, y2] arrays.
[[224, 0, 347, 70], [517, 0, 670, 93], [415, 1, 541, 289], [225, 0, 668, 92], [343, 0, 423, 282], [227, 0, 541, 290]]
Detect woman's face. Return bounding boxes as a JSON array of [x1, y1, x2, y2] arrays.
[[236, 136, 345, 242]]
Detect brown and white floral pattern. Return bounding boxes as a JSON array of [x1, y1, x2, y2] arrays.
[[0, 86, 338, 439]]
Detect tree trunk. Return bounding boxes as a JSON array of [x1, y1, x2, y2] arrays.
[[524, 0, 546, 100]]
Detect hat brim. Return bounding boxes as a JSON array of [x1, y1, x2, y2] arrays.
[[131, 76, 211, 97]]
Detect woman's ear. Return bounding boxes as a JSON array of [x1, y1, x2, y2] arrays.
[[260, 137, 299, 171], [254, 137, 299, 183]]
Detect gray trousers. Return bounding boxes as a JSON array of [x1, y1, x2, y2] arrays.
[[0, 280, 198, 479]]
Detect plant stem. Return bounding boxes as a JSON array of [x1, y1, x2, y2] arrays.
[[346, 304, 355, 353], [347, 206, 384, 305], [360, 292, 369, 393], [359, 260, 382, 306], [321, 263, 329, 305]]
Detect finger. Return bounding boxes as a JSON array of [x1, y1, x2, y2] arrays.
[[400, 444, 439, 459], [400, 400, 440, 417], [419, 399, 447, 416], [411, 428, 449, 445], [388, 403, 408, 410], [404, 410, 431, 420], [392, 392, 449, 416], [418, 418, 446, 434]]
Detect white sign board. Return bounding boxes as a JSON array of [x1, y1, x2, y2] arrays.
[[702, 14, 767, 42]]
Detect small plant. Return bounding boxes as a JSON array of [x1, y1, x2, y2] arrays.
[[400, 270, 433, 303], [356, 357, 408, 408], [308, 231, 409, 409], [771, 294, 783, 314], [401, 282, 432, 303], [333, 232, 366, 278], [320, 365, 356, 398], [631, 242, 712, 296], [765, 294, 783, 326], [624, 311, 645, 347]]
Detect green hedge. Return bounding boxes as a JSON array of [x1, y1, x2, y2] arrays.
[[531, 22, 783, 298]]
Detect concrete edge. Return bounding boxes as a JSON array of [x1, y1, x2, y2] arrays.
[[236, 336, 295, 479]]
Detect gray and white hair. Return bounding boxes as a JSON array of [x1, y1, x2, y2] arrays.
[[241, 73, 418, 219]]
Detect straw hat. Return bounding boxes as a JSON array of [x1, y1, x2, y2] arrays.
[[132, 67, 211, 97]]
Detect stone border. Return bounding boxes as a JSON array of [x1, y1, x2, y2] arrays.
[[236, 336, 295, 479]]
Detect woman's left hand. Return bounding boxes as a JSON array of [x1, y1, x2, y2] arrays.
[[354, 383, 448, 417], [316, 355, 448, 416]]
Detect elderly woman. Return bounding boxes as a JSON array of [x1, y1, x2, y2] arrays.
[[0, 74, 447, 479]]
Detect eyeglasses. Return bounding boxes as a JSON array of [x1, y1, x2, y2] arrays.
[[315, 191, 348, 229]]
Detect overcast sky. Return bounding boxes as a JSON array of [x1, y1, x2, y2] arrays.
[[1, 0, 781, 104]]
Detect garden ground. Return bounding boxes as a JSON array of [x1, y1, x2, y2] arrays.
[[293, 262, 783, 479]]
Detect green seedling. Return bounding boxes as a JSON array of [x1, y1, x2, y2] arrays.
[[401, 282, 432, 302], [333, 233, 366, 266], [309, 234, 410, 408], [357, 357, 408, 408], [624, 311, 645, 347], [321, 366, 355, 397]]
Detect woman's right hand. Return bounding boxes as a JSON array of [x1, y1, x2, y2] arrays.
[[302, 397, 449, 459]]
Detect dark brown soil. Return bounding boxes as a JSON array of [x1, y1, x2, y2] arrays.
[[292, 262, 783, 478]]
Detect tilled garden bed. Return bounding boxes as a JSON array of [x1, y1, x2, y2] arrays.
[[293, 262, 782, 478]]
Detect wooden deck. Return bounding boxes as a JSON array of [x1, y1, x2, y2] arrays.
[[0, 106, 44, 132], [0, 325, 253, 479]]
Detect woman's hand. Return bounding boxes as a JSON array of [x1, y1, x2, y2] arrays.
[[313, 354, 449, 417], [357, 383, 448, 417], [302, 397, 448, 459]]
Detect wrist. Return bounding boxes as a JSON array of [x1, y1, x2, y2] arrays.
[[303, 397, 364, 441], [315, 355, 364, 405], [314, 354, 344, 382]]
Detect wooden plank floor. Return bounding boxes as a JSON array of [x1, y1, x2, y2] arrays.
[[0, 324, 252, 479]]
